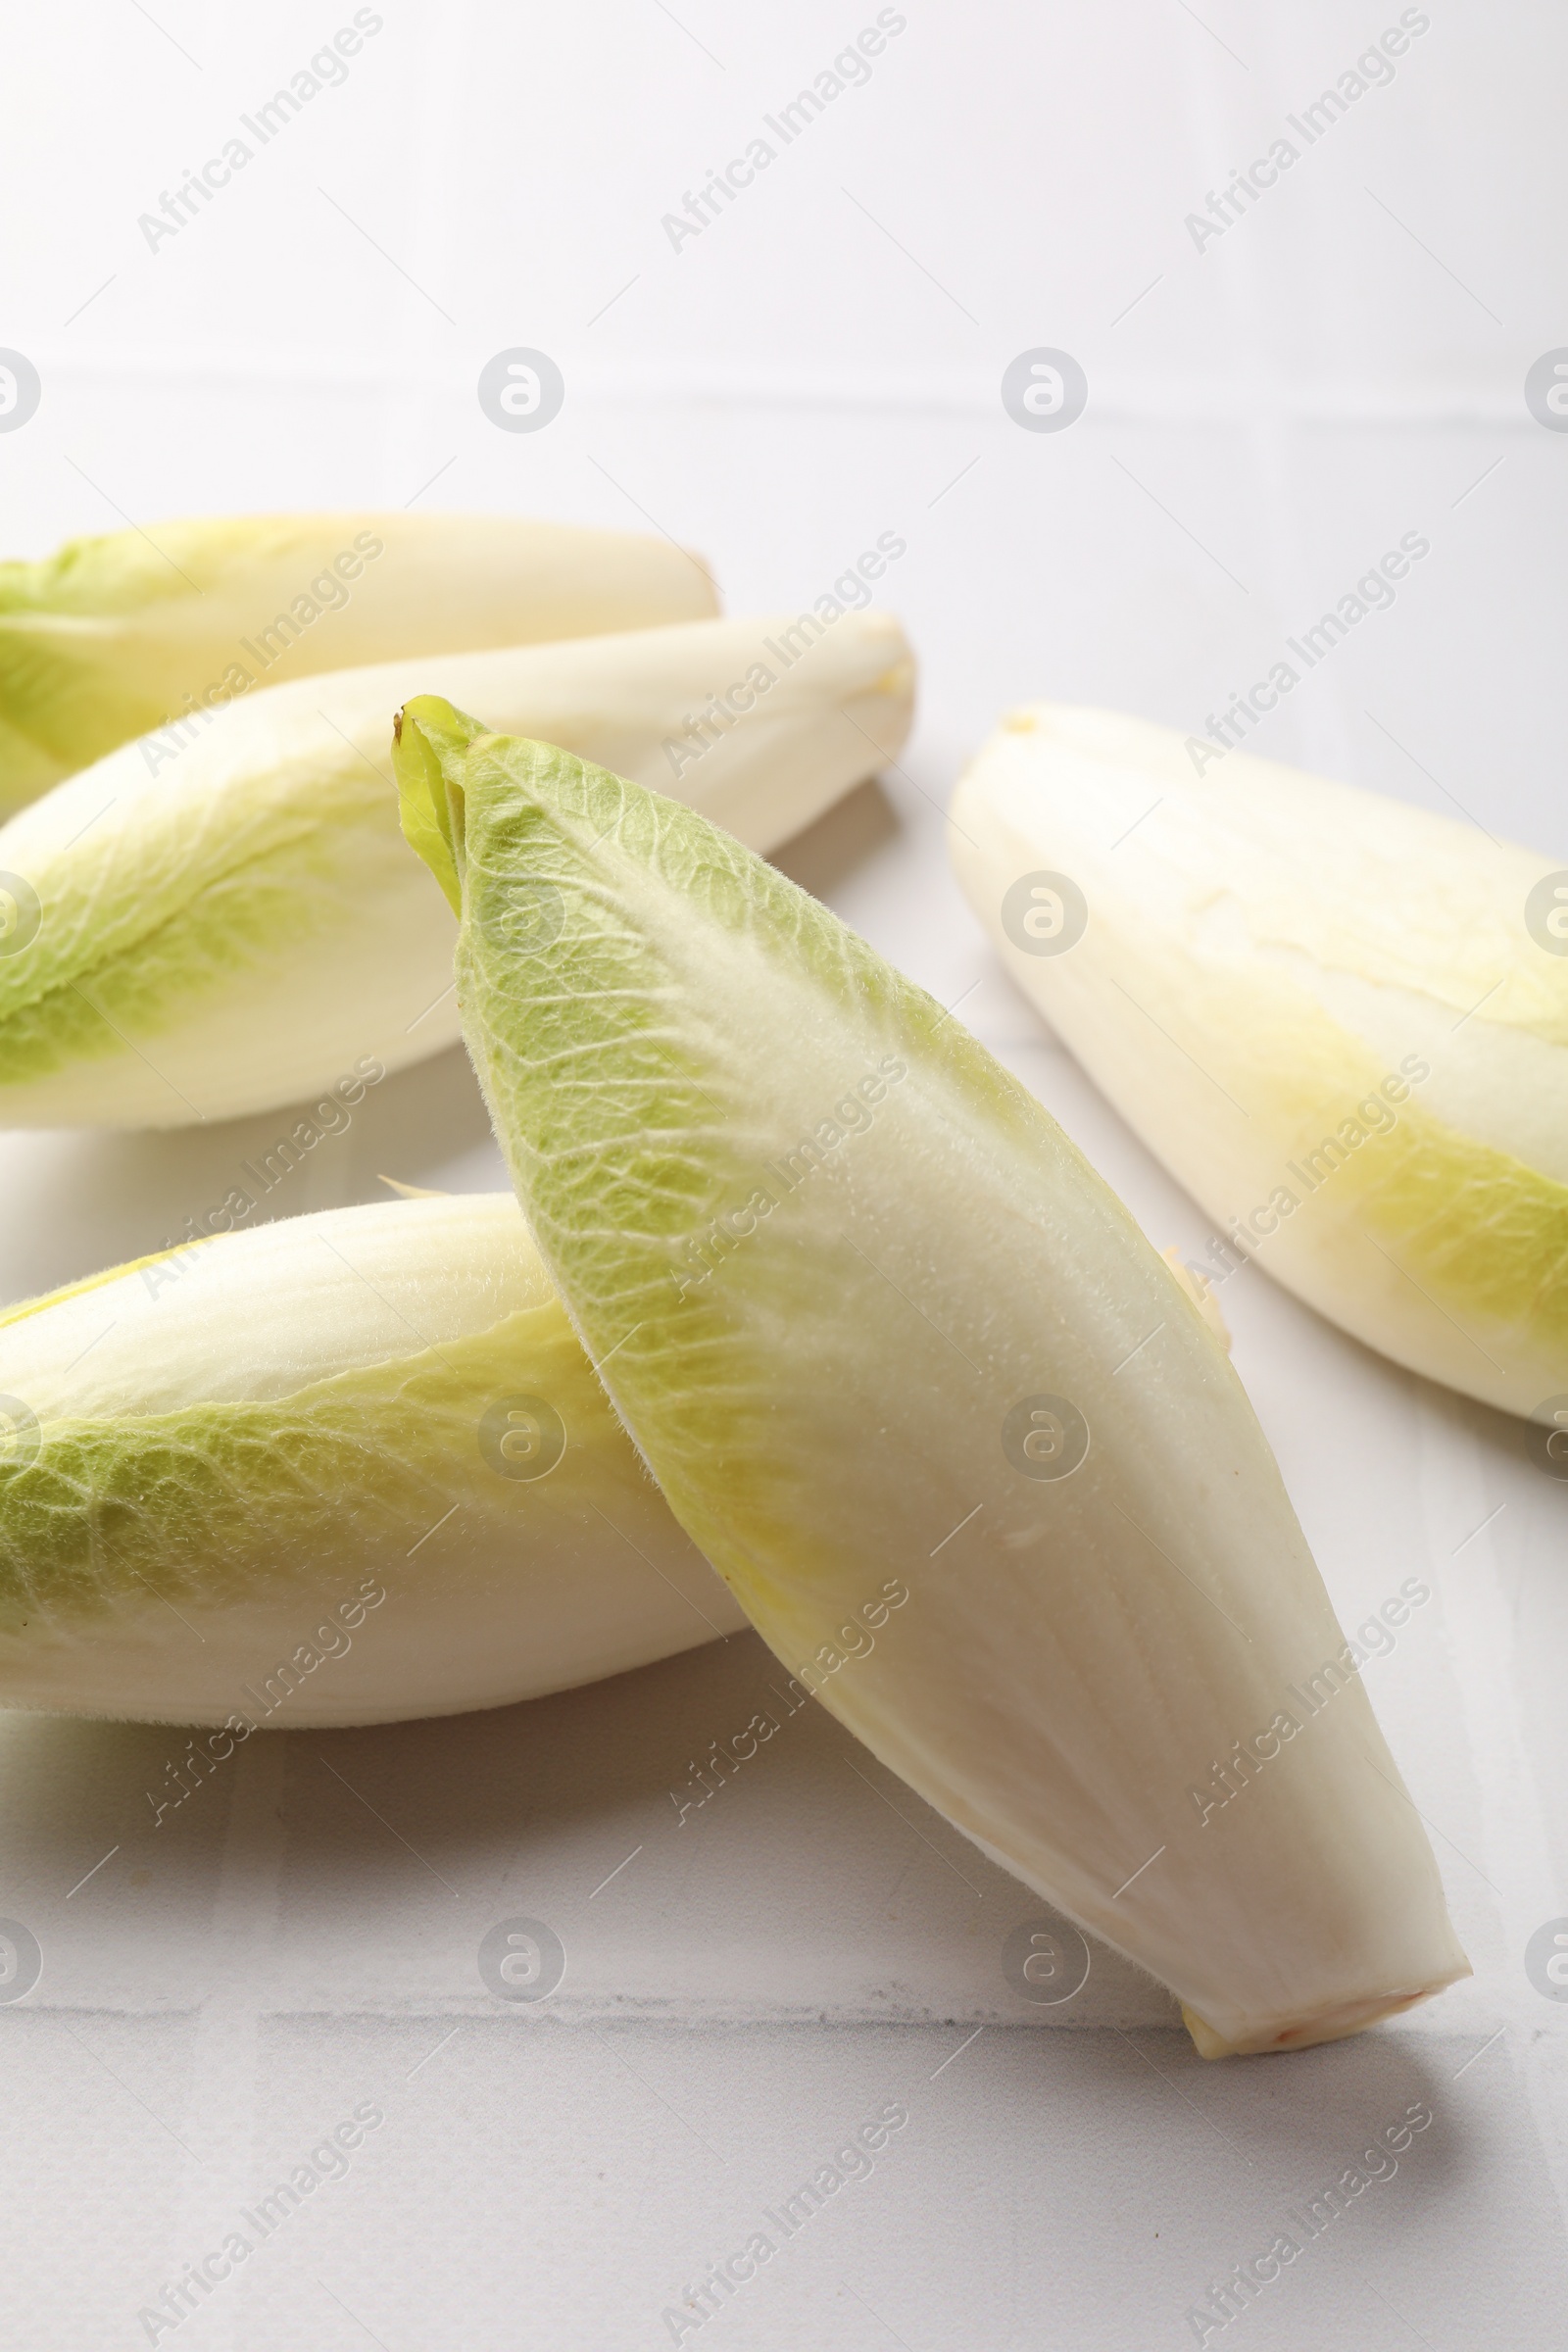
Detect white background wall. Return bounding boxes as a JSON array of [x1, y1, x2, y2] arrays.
[[7, 1, 1567, 851], [2, 5, 1567, 2348]]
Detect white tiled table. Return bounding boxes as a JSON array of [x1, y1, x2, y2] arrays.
[[1, 4, 1565, 2343]]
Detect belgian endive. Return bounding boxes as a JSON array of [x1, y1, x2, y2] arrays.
[[391, 702, 1469, 2059], [0, 1194, 744, 1728], [948, 704, 1568, 1425], [0, 609, 914, 1126], [0, 511, 717, 813]]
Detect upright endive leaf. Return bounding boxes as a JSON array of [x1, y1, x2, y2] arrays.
[[392, 705, 1469, 2058], [0, 610, 913, 1126], [948, 703, 1568, 1424], [0, 1195, 742, 1727], [0, 511, 716, 812]]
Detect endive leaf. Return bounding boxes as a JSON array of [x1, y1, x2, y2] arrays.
[[392, 707, 1469, 2058], [0, 1195, 742, 1726], [0, 511, 716, 812], [0, 611, 913, 1126], [948, 703, 1568, 1422]]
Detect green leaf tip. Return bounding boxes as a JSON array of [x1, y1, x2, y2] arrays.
[[391, 694, 489, 916]]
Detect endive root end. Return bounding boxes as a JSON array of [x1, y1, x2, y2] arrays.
[[1182, 1980, 1456, 2060]]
